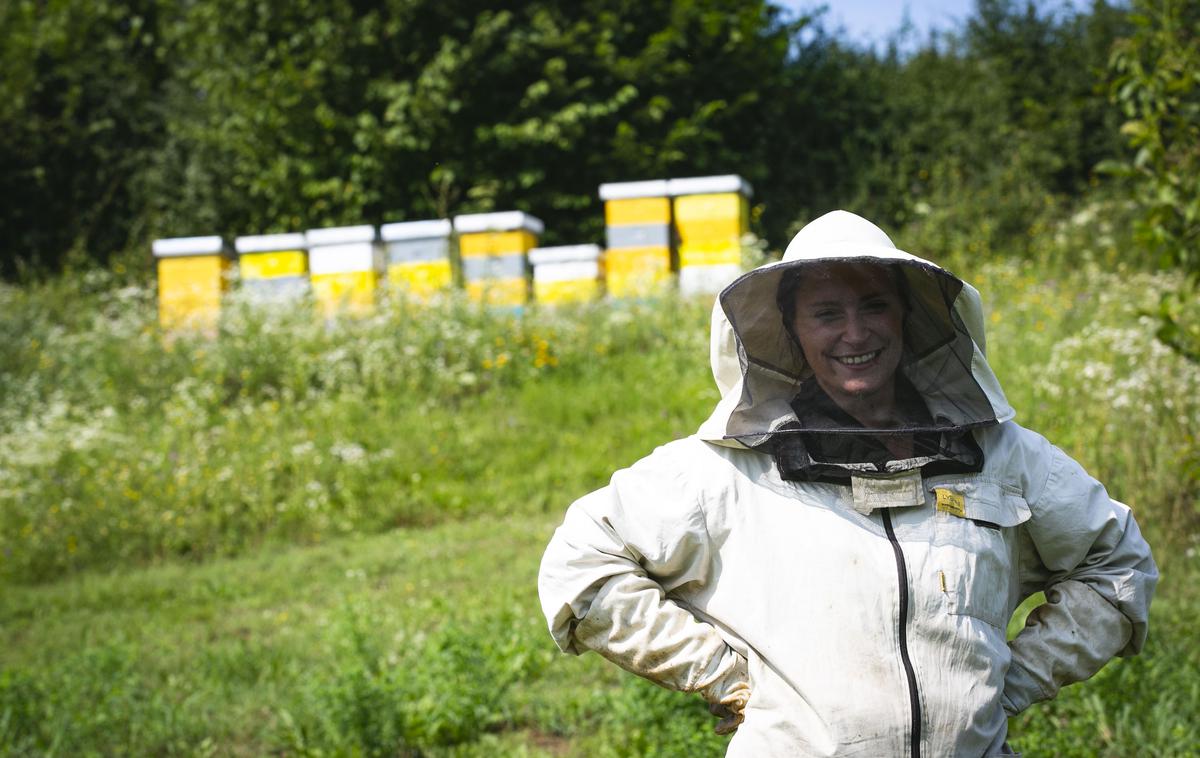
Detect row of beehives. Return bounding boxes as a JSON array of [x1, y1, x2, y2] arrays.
[[152, 174, 751, 330]]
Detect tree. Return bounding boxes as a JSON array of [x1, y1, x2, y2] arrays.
[[849, 0, 1130, 259], [139, 0, 806, 248], [1105, 0, 1200, 360], [0, 0, 173, 277]]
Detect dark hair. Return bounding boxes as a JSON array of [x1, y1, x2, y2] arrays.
[[776, 267, 808, 350]]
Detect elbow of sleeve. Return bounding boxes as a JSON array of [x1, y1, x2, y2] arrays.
[[547, 607, 583, 655], [1035, 485, 1159, 656], [537, 551, 610, 656], [1089, 507, 1159, 656], [1119, 520, 1159, 657], [537, 500, 638, 656]]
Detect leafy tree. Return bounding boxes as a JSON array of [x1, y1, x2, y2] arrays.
[[0, 0, 1156, 275], [0, 0, 173, 277], [1105, 0, 1200, 360], [756, 28, 894, 240], [152, 0, 806, 246], [851, 0, 1130, 259]]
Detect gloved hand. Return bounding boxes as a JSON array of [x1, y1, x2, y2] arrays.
[[705, 677, 750, 735], [709, 701, 744, 735]]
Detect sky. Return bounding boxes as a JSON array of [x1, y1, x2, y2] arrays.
[[774, 1, 1076, 48]]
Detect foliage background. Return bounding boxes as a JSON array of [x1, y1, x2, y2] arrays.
[[5, 0, 1191, 276]]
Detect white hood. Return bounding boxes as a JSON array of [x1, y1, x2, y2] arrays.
[[697, 210, 1014, 448]]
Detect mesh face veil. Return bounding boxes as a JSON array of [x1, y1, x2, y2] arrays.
[[696, 211, 1014, 483]]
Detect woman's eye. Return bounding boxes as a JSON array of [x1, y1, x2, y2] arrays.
[[863, 300, 889, 314]]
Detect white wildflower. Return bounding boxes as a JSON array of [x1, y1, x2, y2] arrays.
[[331, 441, 367, 464]]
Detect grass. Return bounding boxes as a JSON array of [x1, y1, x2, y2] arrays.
[[1, 246, 1198, 755], [0, 514, 560, 755], [0, 511, 737, 756], [2, 514, 1195, 756]]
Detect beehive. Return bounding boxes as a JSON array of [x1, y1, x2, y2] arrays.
[[668, 175, 752, 297], [599, 179, 672, 298], [453, 212, 542, 306], [152, 236, 231, 332], [380, 219, 453, 299], [305, 225, 381, 317], [234, 232, 309, 304], [529, 244, 603, 304]]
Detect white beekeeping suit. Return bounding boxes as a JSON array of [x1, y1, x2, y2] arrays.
[[538, 210, 1157, 757]]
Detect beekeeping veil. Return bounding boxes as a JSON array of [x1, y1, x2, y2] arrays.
[[697, 211, 1014, 483]]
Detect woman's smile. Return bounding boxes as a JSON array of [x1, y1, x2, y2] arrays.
[[832, 348, 883, 366]]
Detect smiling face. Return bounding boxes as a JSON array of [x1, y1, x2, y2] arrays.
[[790, 262, 905, 426]]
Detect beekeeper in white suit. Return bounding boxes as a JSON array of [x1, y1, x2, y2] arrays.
[[538, 210, 1157, 757]]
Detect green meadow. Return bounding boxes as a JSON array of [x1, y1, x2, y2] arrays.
[[2, 243, 1198, 756]]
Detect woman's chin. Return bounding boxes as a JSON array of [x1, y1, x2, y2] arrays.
[[838, 379, 884, 397]]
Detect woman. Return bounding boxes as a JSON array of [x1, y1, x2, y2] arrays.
[[537, 211, 1157, 756]]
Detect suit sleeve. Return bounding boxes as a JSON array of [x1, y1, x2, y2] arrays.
[[537, 442, 749, 710], [1003, 445, 1158, 715]]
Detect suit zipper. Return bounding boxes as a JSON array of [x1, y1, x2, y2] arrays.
[[882, 510, 922, 758]]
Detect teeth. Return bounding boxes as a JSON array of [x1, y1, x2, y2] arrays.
[[837, 350, 880, 366]]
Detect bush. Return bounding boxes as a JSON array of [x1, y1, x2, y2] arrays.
[[0, 641, 210, 756], [281, 605, 550, 755], [597, 677, 730, 757], [0, 283, 710, 583]]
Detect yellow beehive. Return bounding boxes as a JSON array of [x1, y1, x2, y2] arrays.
[[152, 236, 231, 333], [673, 193, 749, 244], [238, 251, 307, 279], [603, 246, 672, 299], [677, 238, 748, 268], [381, 219, 454, 299], [600, 179, 673, 298], [529, 244, 603, 304], [604, 196, 672, 227], [453, 212, 542, 306], [305, 225, 381, 318], [458, 230, 539, 258], [387, 260, 451, 295], [668, 175, 752, 297], [234, 232, 309, 304], [309, 270, 377, 317]]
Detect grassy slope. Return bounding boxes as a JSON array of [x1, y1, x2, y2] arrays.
[[3, 509, 1195, 756], [0, 313, 728, 756], [0, 512, 565, 755]]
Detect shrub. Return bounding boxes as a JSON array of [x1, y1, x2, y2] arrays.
[[281, 605, 550, 755]]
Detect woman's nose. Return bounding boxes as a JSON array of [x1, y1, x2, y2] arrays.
[[843, 314, 869, 343]]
